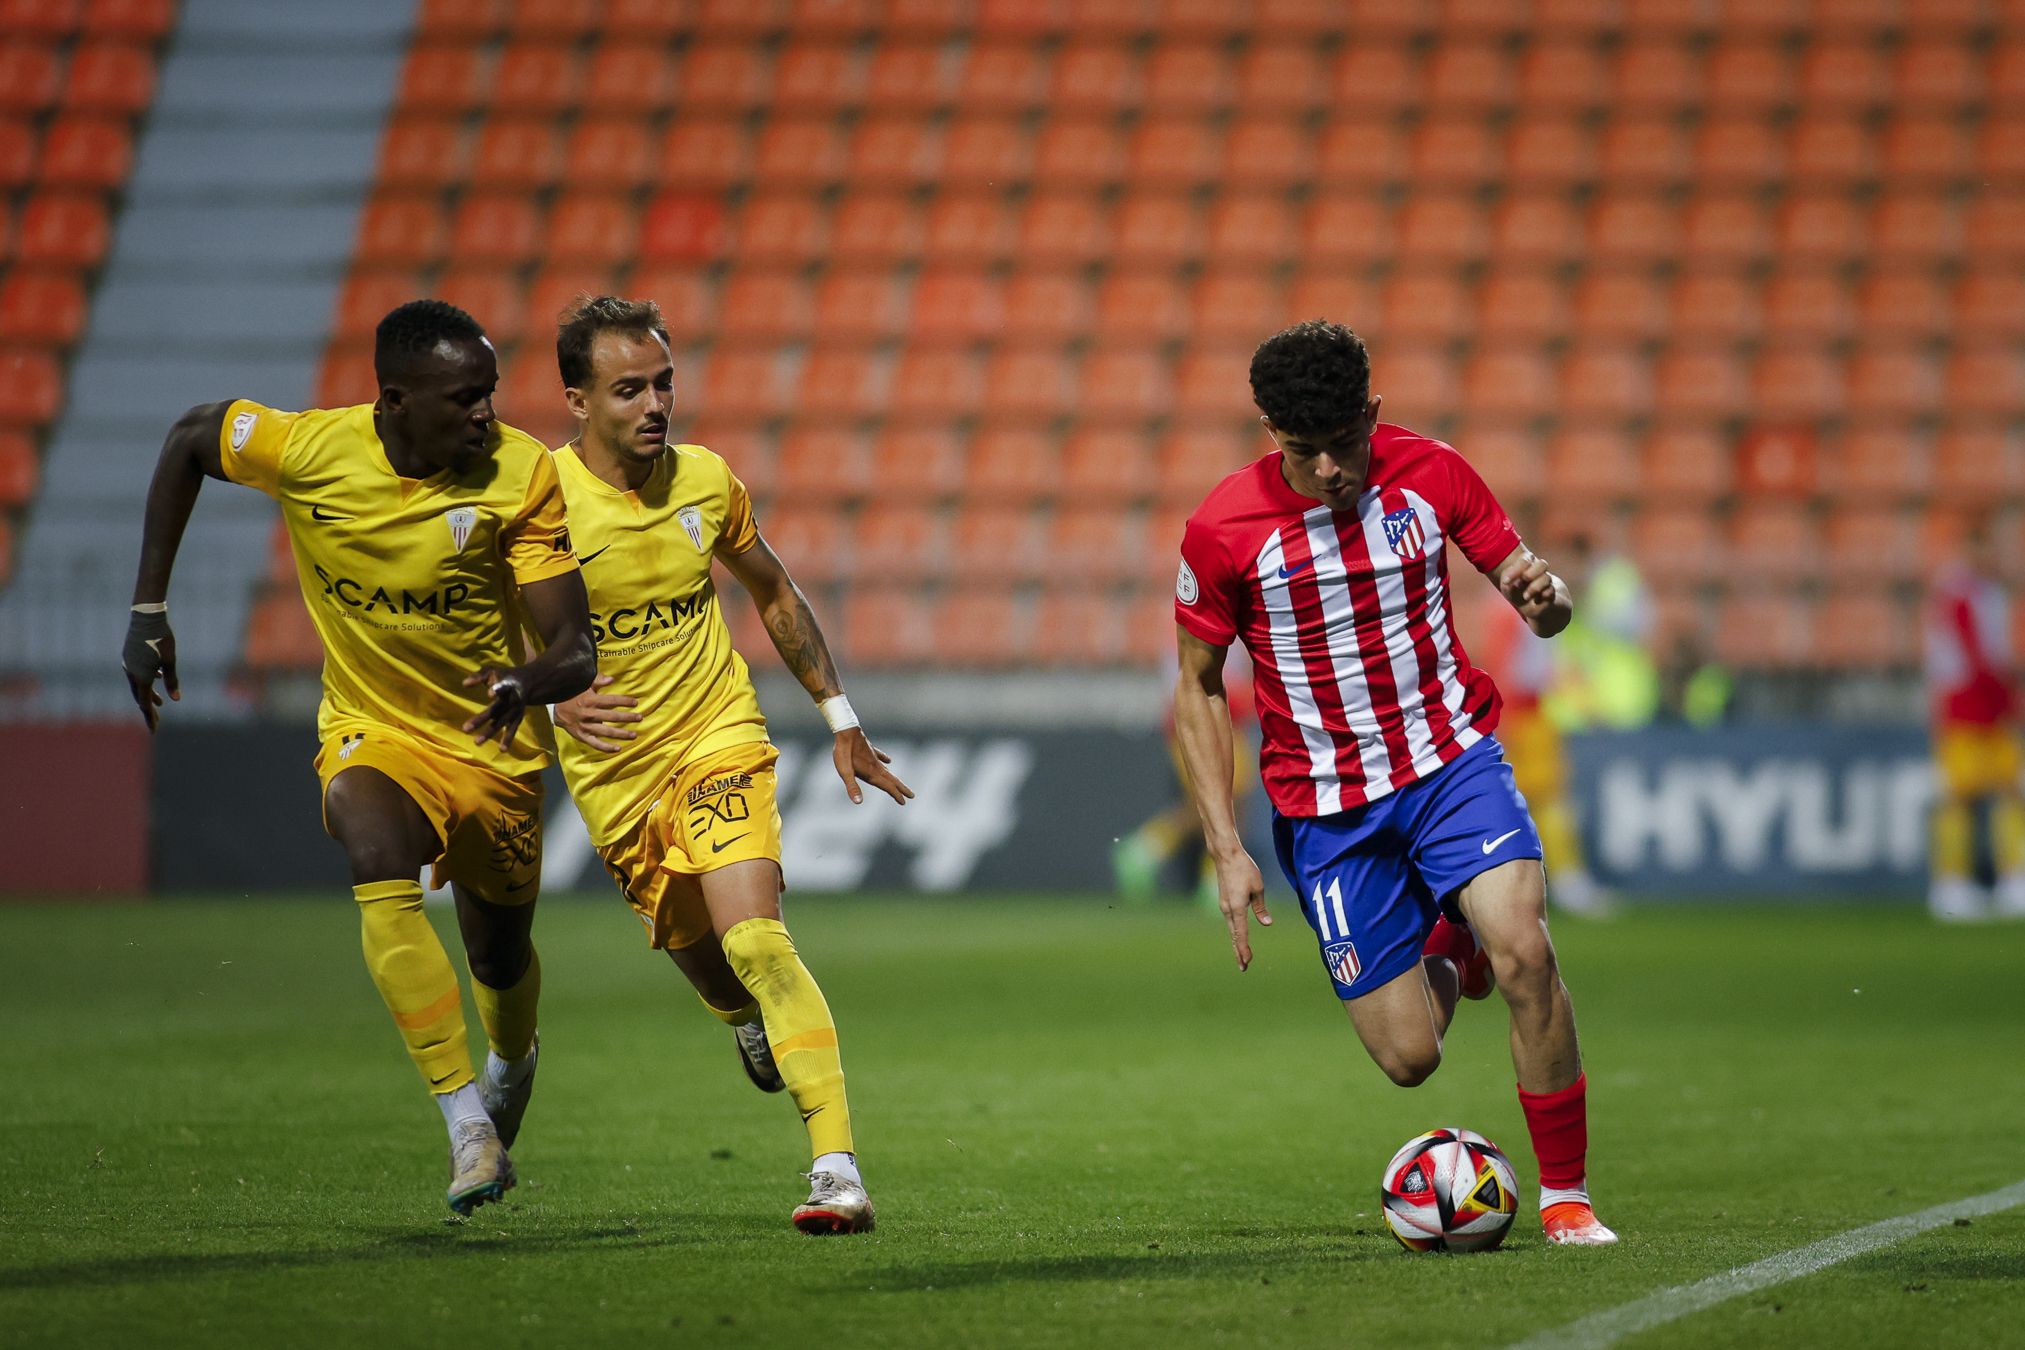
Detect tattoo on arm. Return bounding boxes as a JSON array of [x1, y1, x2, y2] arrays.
[[766, 590, 841, 699]]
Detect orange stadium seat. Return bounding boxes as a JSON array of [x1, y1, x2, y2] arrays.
[[1517, 41, 1608, 111], [1562, 345, 1654, 421], [1956, 269, 2025, 340], [755, 118, 848, 188], [1642, 425, 1734, 503], [1788, 115, 1878, 187], [1754, 347, 1845, 421], [1735, 425, 1815, 498], [1933, 428, 2020, 501], [1411, 116, 1503, 188], [1034, 118, 1126, 187], [1874, 192, 1962, 264], [625, 266, 714, 340], [1507, 118, 1598, 189], [1965, 194, 2025, 261], [853, 503, 945, 579], [511, 0, 602, 37], [1144, 42, 1233, 113], [1478, 270, 1571, 341], [1824, 426, 1931, 502], [488, 42, 580, 112], [1587, 193, 1681, 265], [958, 40, 1048, 111], [1975, 115, 2025, 182], [1114, 193, 1202, 267], [1671, 270, 1761, 342], [1080, 348, 1172, 422], [1546, 426, 1642, 504], [84, 0, 174, 39], [1315, 118, 1410, 187], [1798, 40, 1890, 110], [1776, 192, 1867, 264], [243, 592, 323, 673], [839, 586, 934, 668], [1380, 271, 1472, 342], [701, 348, 791, 420], [1002, 271, 1093, 344], [1653, 348, 1751, 419], [802, 347, 893, 420], [1051, 40, 1142, 113], [0, 42, 61, 115], [963, 430, 1059, 507], [1096, 270, 1188, 344], [0, 0, 80, 36], [1612, 41, 1702, 111], [1040, 505, 1142, 582], [1598, 119, 1692, 186], [848, 117, 943, 188], [1895, 39, 1982, 109], [947, 501, 1044, 574], [813, 269, 908, 341], [1633, 506, 1723, 585], [1813, 593, 1916, 671], [1157, 427, 1251, 503], [1204, 193, 1296, 267], [637, 194, 727, 262], [1993, 40, 2025, 106], [333, 270, 424, 343], [582, 44, 675, 114], [1330, 45, 1420, 112], [1060, 426, 1153, 502], [1945, 348, 2025, 418], [775, 41, 866, 111], [933, 589, 1028, 668], [737, 193, 828, 265], [1847, 346, 1944, 419], [562, 118, 654, 191], [38, 116, 131, 189], [787, 0, 871, 33], [1222, 119, 1310, 190], [0, 429, 38, 507], [471, 119, 559, 191], [1823, 510, 1921, 584], [1706, 40, 1791, 111], [1192, 270, 1285, 342], [675, 44, 772, 111], [1451, 423, 1537, 501], [356, 195, 446, 269], [415, 0, 502, 38], [911, 268, 1005, 342], [449, 194, 541, 267], [1763, 270, 1855, 341], [1377, 345, 1460, 417], [867, 42, 960, 110], [889, 348, 982, 421], [1694, 119, 1785, 189], [923, 194, 1017, 265], [1238, 42, 1327, 113], [1462, 348, 1556, 420], [1288, 272, 1379, 328], [1490, 194, 1584, 267], [1395, 196, 1487, 265], [718, 269, 815, 341], [761, 502, 852, 581], [15, 192, 108, 267], [1029, 592, 1132, 666], [774, 426, 873, 505], [497, 345, 569, 441], [398, 45, 490, 114], [657, 120, 753, 189], [1127, 118, 1221, 186], [831, 193, 924, 262], [1427, 42, 1515, 110], [977, 0, 1070, 36], [941, 115, 1036, 186], [983, 348, 1076, 421], [883, 0, 974, 35], [377, 117, 466, 190], [1885, 115, 1976, 187], [1715, 593, 1813, 671], [1729, 506, 1820, 578], [434, 268, 524, 341], [59, 40, 152, 114], [1572, 271, 1668, 343], [315, 350, 377, 408], [870, 424, 965, 500]]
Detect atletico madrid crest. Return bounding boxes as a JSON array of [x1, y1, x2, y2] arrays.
[[1324, 939, 1362, 987], [1382, 506, 1425, 561]]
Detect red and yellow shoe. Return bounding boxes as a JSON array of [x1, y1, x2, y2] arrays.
[[1542, 1199, 1618, 1246], [1424, 916, 1496, 1000]]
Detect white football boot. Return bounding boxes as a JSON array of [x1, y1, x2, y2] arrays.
[[1929, 877, 1988, 923], [479, 1035, 538, 1149], [446, 1118, 515, 1216], [793, 1169, 876, 1235]]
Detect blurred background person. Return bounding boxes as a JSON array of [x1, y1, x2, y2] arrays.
[[1924, 517, 2025, 922], [1114, 650, 1259, 908]]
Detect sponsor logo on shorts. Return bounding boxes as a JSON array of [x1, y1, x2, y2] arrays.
[[1324, 939, 1362, 987], [488, 810, 539, 873], [337, 732, 365, 760], [685, 772, 755, 808]]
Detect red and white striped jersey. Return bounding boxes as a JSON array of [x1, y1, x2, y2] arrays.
[[1174, 425, 1521, 817], [1926, 563, 2016, 727]]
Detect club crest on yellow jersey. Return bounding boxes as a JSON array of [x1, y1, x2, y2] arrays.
[[445, 506, 477, 550], [677, 504, 705, 549]]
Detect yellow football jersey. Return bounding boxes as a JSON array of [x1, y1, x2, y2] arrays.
[[551, 441, 769, 845], [219, 400, 579, 775]]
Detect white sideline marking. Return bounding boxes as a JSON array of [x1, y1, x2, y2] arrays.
[[1504, 1177, 2025, 1350]]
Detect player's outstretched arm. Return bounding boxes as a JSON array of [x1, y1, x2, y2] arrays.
[[462, 569, 596, 747], [123, 401, 233, 731], [719, 534, 913, 806], [1174, 627, 1271, 971], [1489, 544, 1574, 639]]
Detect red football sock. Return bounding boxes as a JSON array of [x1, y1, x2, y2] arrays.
[[1421, 915, 1475, 970], [1517, 1072, 1589, 1191]]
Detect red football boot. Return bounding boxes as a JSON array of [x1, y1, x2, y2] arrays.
[[1423, 915, 1496, 1000]]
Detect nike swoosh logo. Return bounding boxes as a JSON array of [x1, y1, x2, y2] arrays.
[[429, 1069, 459, 1087], [710, 834, 750, 854], [1278, 558, 1313, 579], [310, 505, 349, 522], [503, 876, 536, 893], [1481, 828, 1523, 855], [575, 544, 611, 564]]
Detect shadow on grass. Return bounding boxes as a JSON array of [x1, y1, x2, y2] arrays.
[[847, 1233, 1410, 1294], [0, 1214, 780, 1292]]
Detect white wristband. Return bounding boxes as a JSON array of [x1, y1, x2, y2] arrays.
[[131, 602, 168, 615], [818, 694, 859, 734]]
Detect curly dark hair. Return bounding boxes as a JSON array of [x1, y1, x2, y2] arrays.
[[374, 299, 487, 383], [556, 294, 669, 390], [1248, 320, 1372, 436]]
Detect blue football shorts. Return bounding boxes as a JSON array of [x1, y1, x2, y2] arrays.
[[1270, 735, 1543, 1002]]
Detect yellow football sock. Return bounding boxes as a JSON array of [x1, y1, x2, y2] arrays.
[[697, 988, 763, 1027], [472, 945, 540, 1062], [355, 879, 473, 1093], [1932, 799, 1975, 879], [1994, 796, 2025, 875], [1535, 799, 1584, 877], [721, 917, 852, 1159]]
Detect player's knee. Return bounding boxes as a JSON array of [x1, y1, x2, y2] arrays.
[[1487, 925, 1557, 998], [1375, 1044, 1441, 1088], [467, 946, 532, 990]]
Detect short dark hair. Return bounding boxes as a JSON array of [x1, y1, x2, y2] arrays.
[[1249, 320, 1372, 436], [374, 299, 487, 384], [556, 295, 670, 390]]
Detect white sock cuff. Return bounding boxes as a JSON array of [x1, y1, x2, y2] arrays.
[[436, 1082, 490, 1132], [813, 1151, 860, 1185], [1540, 1184, 1591, 1210]]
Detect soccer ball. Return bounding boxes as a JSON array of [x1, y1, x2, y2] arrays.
[[1379, 1127, 1521, 1253]]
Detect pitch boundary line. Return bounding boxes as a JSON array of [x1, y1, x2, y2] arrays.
[[1502, 1176, 2025, 1350]]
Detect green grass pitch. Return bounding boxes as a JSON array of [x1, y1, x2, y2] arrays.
[[3, 894, 2023, 1349]]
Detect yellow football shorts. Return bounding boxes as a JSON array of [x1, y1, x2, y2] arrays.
[[598, 740, 784, 951], [314, 721, 543, 903], [1496, 706, 1568, 806], [1935, 723, 2024, 800]]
